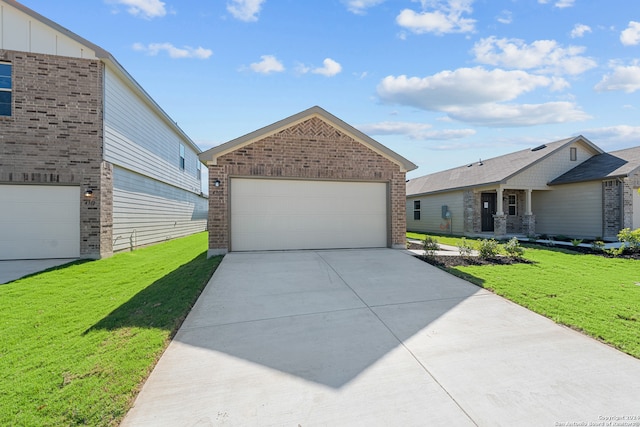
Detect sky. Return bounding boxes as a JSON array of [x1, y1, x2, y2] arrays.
[[17, 0, 640, 179]]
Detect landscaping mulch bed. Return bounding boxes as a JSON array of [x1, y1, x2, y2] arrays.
[[416, 255, 534, 268]]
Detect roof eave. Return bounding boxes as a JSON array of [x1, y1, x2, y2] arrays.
[[501, 135, 602, 183], [407, 180, 504, 197], [198, 106, 418, 172]]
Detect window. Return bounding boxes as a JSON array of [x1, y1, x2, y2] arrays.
[[413, 200, 421, 220], [570, 147, 577, 161], [197, 161, 201, 181], [507, 194, 517, 216], [179, 144, 185, 170], [0, 62, 11, 117]]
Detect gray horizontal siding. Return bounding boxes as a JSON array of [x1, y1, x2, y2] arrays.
[[103, 67, 202, 194], [407, 191, 464, 235], [532, 182, 602, 238], [112, 167, 207, 252]]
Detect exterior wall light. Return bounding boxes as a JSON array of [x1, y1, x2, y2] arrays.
[[214, 179, 221, 187], [84, 188, 94, 198]]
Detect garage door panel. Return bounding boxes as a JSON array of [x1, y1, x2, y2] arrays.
[[0, 185, 80, 259], [231, 179, 387, 251]]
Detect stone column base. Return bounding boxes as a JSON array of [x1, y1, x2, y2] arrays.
[[493, 214, 507, 237], [523, 214, 536, 237]]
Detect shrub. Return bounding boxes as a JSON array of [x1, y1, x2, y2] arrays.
[[478, 238, 500, 259], [605, 244, 626, 257], [502, 237, 524, 259], [422, 236, 440, 258], [571, 239, 583, 247], [457, 238, 473, 258], [591, 240, 605, 252], [617, 228, 640, 251]]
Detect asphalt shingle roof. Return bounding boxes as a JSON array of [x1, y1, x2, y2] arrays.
[[407, 137, 589, 196], [549, 145, 640, 185]]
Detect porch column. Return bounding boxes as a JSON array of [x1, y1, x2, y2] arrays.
[[494, 187, 507, 237], [523, 188, 536, 236]]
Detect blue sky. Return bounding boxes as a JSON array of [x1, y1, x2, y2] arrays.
[[19, 0, 640, 178]]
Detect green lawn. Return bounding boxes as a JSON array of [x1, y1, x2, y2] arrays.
[[408, 232, 640, 359], [0, 232, 221, 426], [407, 231, 471, 246]]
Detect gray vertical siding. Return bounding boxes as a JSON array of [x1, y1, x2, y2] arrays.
[[112, 167, 207, 252]]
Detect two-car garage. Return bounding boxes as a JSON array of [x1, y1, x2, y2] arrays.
[[230, 178, 388, 251], [0, 185, 80, 260]]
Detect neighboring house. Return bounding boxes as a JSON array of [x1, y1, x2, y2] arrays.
[[199, 106, 417, 256], [406, 136, 640, 241], [0, 0, 207, 260]]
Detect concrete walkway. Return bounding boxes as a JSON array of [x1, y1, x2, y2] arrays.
[[122, 249, 640, 426], [0, 258, 76, 284]]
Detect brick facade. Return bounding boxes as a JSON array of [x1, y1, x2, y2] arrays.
[[207, 116, 407, 253], [602, 179, 622, 238], [0, 50, 110, 258]]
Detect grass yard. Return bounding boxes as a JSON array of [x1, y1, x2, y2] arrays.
[[408, 232, 640, 359], [0, 232, 221, 426]]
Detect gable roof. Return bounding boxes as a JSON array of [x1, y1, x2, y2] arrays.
[[199, 106, 418, 172], [3, 0, 201, 155], [406, 136, 602, 196], [549, 145, 640, 185]]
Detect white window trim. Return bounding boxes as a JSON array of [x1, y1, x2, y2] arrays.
[[507, 194, 517, 216]]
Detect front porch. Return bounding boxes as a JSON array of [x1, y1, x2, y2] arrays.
[[464, 188, 536, 238]]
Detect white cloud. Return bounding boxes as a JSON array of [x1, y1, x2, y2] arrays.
[[311, 58, 342, 77], [620, 21, 640, 46], [249, 55, 285, 74], [583, 125, 640, 146], [109, 0, 166, 19], [595, 64, 640, 93], [227, 0, 265, 22], [296, 58, 343, 77], [554, 0, 575, 8], [396, 0, 476, 35], [496, 10, 512, 25], [538, 0, 574, 8], [376, 67, 590, 127], [132, 42, 212, 59], [357, 121, 475, 140], [342, 0, 385, 15], [570, 24, 592, 39], [472, 36, 596, 75], [377, 67, 560, 110], [446, 102, 590, 126]]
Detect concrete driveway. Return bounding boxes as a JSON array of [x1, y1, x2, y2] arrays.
[[122, 249, 640, 426]]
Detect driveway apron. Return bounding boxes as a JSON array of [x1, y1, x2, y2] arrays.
[[122, 249, 640, 426]]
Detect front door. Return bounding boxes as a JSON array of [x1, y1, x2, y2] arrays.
[[481, 193, 497, 232]]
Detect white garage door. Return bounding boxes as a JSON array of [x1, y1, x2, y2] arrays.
[[231, 179, 387, 251], [0, 185, 80, 260]]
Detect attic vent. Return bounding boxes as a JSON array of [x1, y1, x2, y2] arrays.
[[467, 164, 473, 167], [531, 144, 547, 152]]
